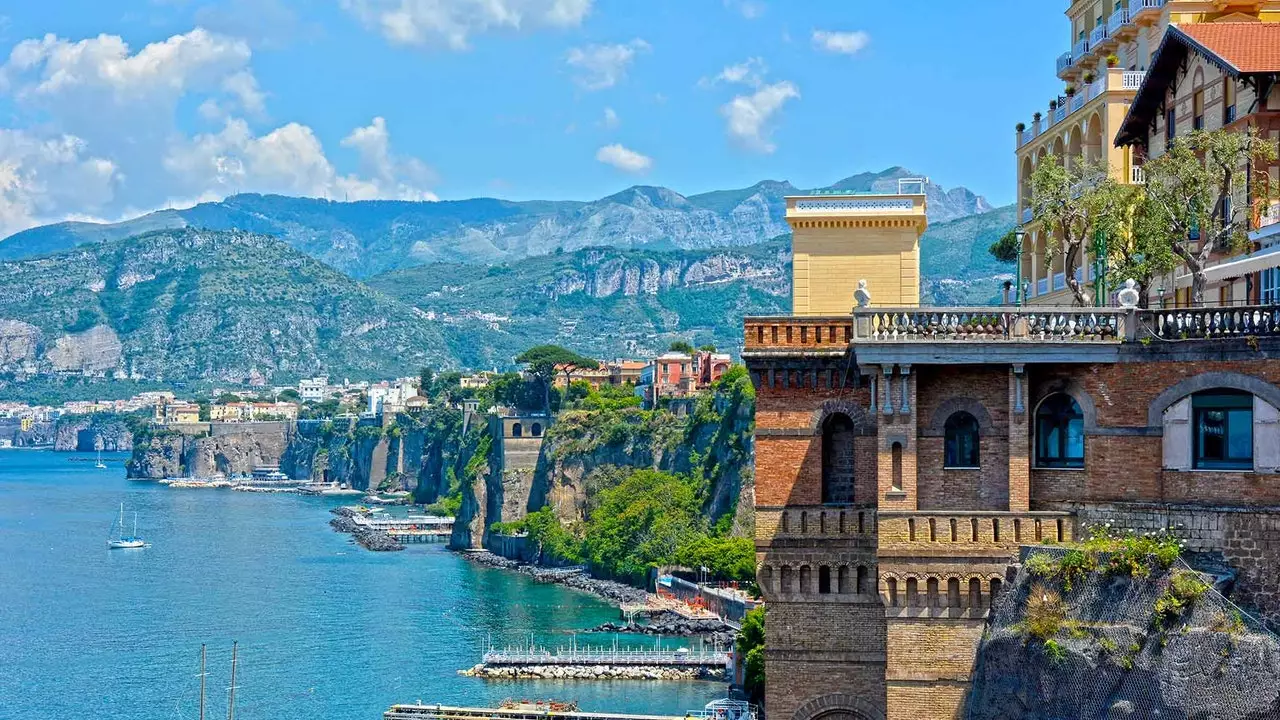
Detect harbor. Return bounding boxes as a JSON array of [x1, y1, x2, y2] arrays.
[[384, 699, 758, 720]]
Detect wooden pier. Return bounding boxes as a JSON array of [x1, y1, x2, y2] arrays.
[[351, 513, 453, 542], [481, 648, 730, 668]]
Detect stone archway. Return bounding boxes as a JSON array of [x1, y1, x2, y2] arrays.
[[792, 694, 885, 720]]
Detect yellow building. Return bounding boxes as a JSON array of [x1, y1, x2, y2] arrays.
[[1014, 0, 1280, 305], [786, 179, 929, 315]]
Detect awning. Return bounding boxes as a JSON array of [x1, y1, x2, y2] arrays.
[[1167, 242, 1280, 290]]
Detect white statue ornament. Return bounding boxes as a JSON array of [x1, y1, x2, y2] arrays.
[[854, 279, 871, 309], [1117, 278, 1140, 309]]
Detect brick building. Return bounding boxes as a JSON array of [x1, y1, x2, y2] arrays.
[[747, 184, 1280, 719]]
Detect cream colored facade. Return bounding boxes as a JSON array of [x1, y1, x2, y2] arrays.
[[786, 184, 928, 315], [1014, 0, 1280, 305]]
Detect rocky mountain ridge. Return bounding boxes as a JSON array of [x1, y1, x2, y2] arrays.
[[0, 167, 996, 278]]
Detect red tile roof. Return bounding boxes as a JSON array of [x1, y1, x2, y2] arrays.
[[1177, 22, 1280, 73]]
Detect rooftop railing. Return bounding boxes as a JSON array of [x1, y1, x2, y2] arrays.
[[856, 308, 1124, 343], [1107, 8, 1131, 35]]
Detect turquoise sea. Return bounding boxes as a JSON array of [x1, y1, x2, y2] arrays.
[[0, 450, 722, 719]]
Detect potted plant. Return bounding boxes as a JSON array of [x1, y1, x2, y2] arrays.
[[1083, 71, 1096, 84], [1049, 100, 1058, 110], [1033, 111, 1043, 122], [1065, 84, 1077, 97], [1106, 53, 1120, 68], [1016, 122, 1027, 133]]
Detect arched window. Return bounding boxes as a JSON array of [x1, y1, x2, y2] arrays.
[[944, 412, 980, 468], [511, 422, 523, 438], [1035, 393, 1084, 468], [1193, 390, 1253, 469], [821, 413, 856, 504], [531, 423, 543, 437]]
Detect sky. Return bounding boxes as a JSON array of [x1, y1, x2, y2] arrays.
[[0, 0, 1064, 237]]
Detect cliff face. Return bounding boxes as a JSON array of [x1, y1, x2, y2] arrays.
[[53, 414, 134, 451], [451, 373, 756, 549], [0, 418, 56, 447], [969, 548, 1280, 720], [127, 424, 291, 478]]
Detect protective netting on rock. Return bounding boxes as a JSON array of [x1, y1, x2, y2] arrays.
[[967, 546, 1280, 720]]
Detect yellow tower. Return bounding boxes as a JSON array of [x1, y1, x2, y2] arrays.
[[786, 178, 929, 315]]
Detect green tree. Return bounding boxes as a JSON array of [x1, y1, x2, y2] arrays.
[[1087, 177, 1177, 306], [583, 469, 702, 583], [215, 392, 242, 404], [1141, 127, 1279, 305], [1028, 153, 1110, 306], [277, 388, 301, 402], [987, 228, 1020, 263], [515, 345, 599, 415], [738, 606, 766, 703], [674, 535, 756, 581], [698, 344, 718, 352], [668, 340, 694, 354], [418, 367, 435, 396]]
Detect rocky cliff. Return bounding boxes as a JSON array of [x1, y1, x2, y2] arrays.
[[127, 424, 291, 478], [53, 414, 135, 451], [450, 371, 756, 549], [968, 547, 1280, 719]]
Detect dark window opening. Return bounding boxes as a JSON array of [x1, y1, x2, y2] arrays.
[[821, 413, 856, 504], [1193, 390, 1253, 470], [944, 411, 981, 468], [1036, 393, 1085, 468], [818, 566, 831, 594]]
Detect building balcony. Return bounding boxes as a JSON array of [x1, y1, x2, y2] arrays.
[[1056, 51, 1073, 75], [1089, 24, 1109, 49], [1021, 207, 1033, 223], [877, 511, 1075, 554], [1107, 8, 1133, 37], [1018, 69, 1145, 157], [1129, 0, 1166, 23]]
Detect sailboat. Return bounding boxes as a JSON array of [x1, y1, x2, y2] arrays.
[[95, 449, 107, 469], [107, 502, 146, 549]]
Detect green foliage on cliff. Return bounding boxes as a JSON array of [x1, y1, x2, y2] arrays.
[[582, 469, 703, 583], [738, 607, 766, 703]]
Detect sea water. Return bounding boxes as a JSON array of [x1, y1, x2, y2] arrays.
[[0, 450, 722, 719]]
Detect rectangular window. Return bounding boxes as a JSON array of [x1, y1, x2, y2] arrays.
[[1193, 392, 1253, 470], [1262, 267, 1280, 304], [1193, 90, 1204, 130], [1224, 81, 1237, 124], [1166, 108, 1176, 145]]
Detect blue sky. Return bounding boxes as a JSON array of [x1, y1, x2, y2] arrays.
[[0, 0, 1063, 235]]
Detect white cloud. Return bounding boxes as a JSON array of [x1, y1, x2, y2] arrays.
[[601, 107, 619, 128], [595, 144, 652, 173], [720, 81, 799, 154], [0, 29, 439, 237], [812, 29, 870, 55], [723, 0, 765, 19], [700, 57, 766, 88], [342, 0, 592, 50], [565, 39, 649, 91], [0, 130, 119, 237]]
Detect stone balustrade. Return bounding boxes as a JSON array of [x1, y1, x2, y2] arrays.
[[1150, 306, 1280, 340], [856, 307, 1124, 343]]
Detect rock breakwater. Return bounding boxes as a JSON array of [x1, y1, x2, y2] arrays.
[[329, 507, 404, 552], [588, 612, 737, 646], [461, 550, 648, 605], [459, 664, 725, 681]]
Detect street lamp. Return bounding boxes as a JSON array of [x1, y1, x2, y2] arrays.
[[1014, 227, 1027, 306], [1157, 286, 1166, 309]]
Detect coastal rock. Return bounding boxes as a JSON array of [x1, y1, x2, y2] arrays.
[[54, 414, 134, 452], [459, 550, 649, 605], [587, 612, 737, 646]]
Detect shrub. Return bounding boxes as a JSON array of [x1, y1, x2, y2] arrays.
[[1043, 638, 1067, 665], [1026, 553, 1060, 579], [1210, 609, 1246, 636], [1058, 549, 1098, 592], [1153, 571, 1209, 630], [1024, 584, 1067, 640]]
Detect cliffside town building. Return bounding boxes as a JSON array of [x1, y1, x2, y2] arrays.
[[1015, 0, 1280, 306], [747, 177, 1280, 718]]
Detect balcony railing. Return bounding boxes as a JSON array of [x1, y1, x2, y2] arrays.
[[1021, 207, 1033, 223], [1151, 307, 1280, 340], [855, 308, 1124, 343], [1122, 70, 1146, 90], [1107, 8, 1131, 34], [1054, 106, 1067, 124], [1129, 0, 1165, 16], [1130, 165, 1146, 184], [1037, 278, 1049, 296], [1056, 51, 1073, 74], [1072, 38, 1090, 60], [1069, 93, 1085, 113], [1053, 272, 1066, 291], [1089, 24, 1108, 46]]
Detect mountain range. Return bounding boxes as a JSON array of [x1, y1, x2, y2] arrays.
[[0, 167, 995, 278], [0, 168, 1013, 382]]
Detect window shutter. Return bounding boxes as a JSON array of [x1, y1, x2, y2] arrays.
[[1254, 397, 1280, 472], [1162, 397, 1191, 471]]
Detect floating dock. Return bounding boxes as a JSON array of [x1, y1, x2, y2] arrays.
[[481, 648, 730, 669], [384, 706, 683, 720]]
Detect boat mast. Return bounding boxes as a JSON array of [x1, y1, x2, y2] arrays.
[[133, 513, 138, 537], [118, 503, 125, 540], [199, 644, 207, 720], [227, 641, 238, 720]]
